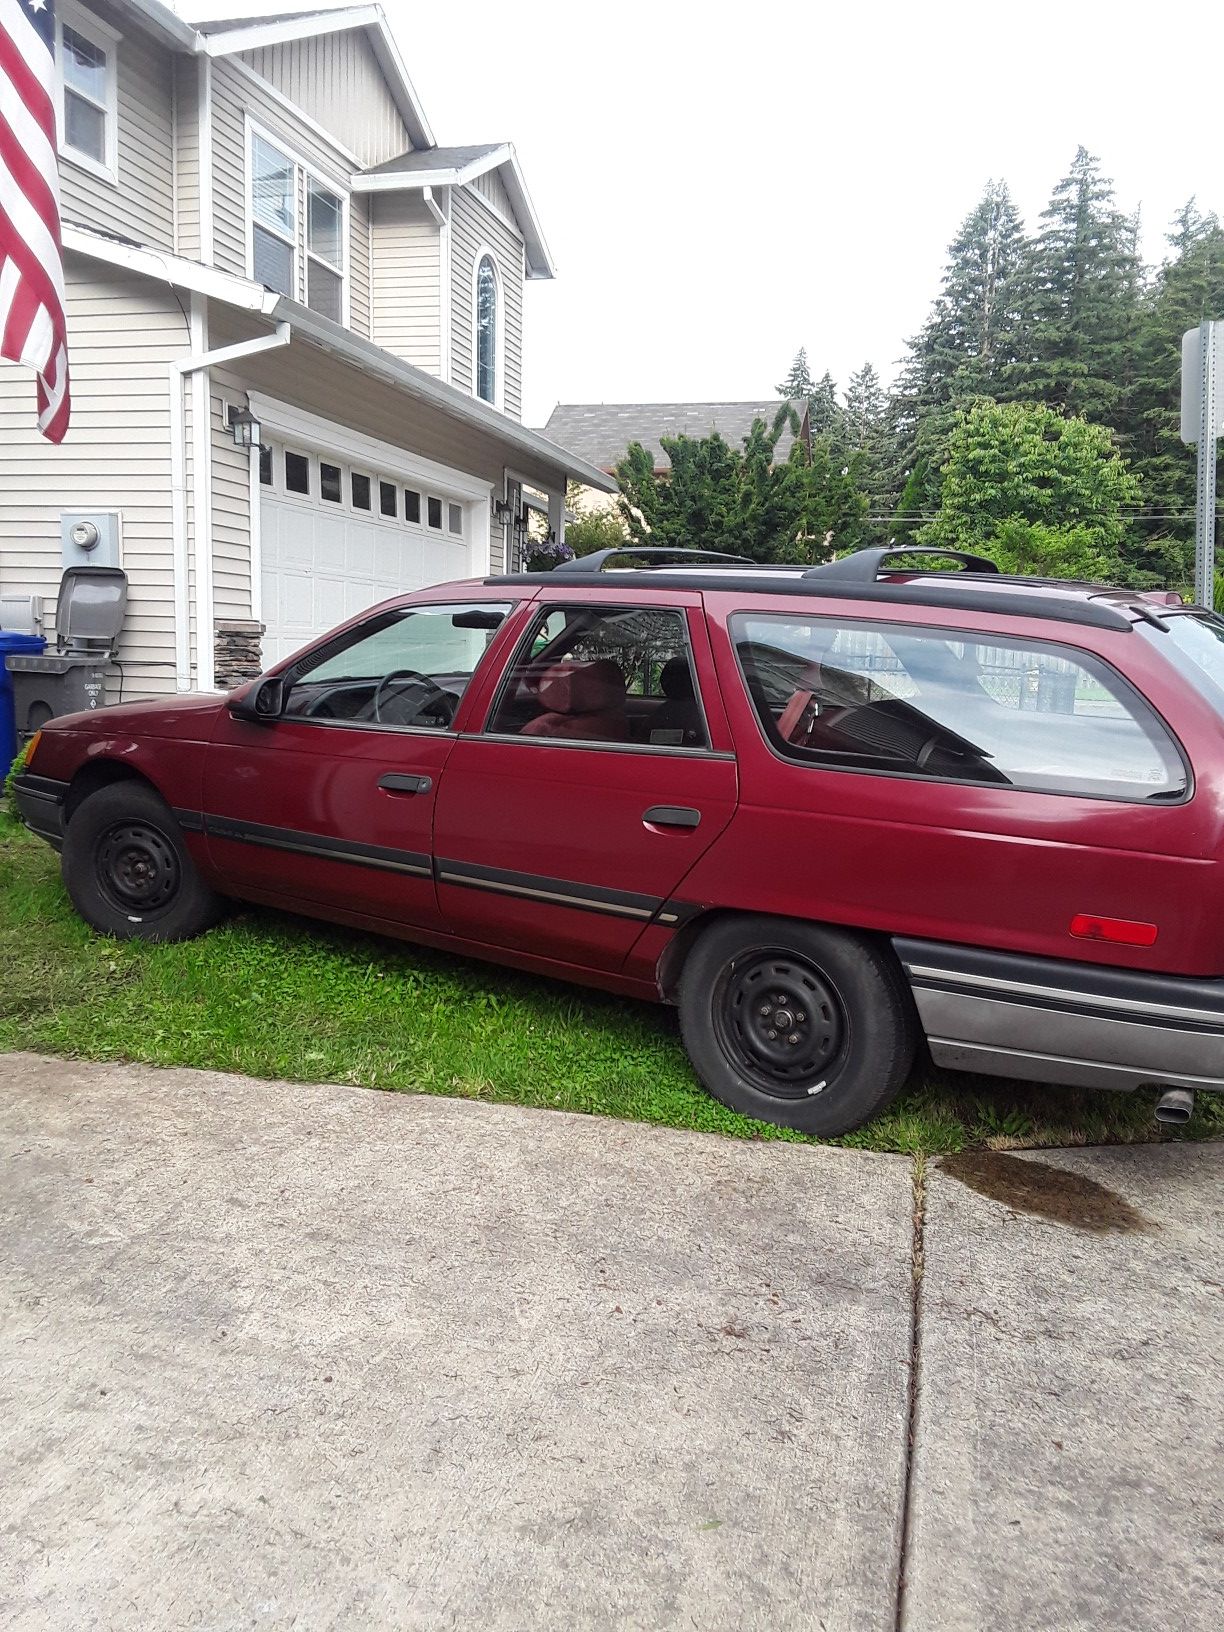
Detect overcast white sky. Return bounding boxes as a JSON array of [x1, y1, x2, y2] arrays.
[[191, 0, 1224, 428]]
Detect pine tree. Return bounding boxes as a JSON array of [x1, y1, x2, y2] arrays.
[[842, 362, 892, 540], [844, 362, 887, 448], [1009, 147, 1141, 424], [776, 347, 815, 402], [1125, 200, 1224, 581], [889, 181, 1028, 525]]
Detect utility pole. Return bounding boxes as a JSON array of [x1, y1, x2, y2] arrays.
[[1181, 320, 1224, 608]]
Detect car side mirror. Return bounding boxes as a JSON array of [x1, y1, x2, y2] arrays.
[[230, 674, 286, 724]]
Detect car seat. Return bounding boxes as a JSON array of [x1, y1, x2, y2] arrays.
[[649, 655, 704, 746], [520, 659, 629, 742]]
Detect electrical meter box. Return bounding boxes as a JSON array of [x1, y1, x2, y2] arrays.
[[61, 511, 122, 570]]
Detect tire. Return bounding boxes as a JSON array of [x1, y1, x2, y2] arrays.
[[62, 781, 225, 943], [677, 915, 917, 1136]]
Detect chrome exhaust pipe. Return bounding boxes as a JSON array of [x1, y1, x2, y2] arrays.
[[1154, 1088, 1195, 1125]]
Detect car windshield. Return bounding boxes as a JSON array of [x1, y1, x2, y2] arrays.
[[1141, 612, 1224, 715]]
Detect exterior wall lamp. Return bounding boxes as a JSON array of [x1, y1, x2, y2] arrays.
[[229, 407, 261, 450]]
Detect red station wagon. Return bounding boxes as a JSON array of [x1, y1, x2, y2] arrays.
[[13, 545, 1224, 1135]]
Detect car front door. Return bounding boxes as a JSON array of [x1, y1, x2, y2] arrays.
[[432, 593, 739, 974], [204, 596, 518, 930]]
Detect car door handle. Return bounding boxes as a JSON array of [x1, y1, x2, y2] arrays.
[[643, 805, 701, 829], [378, 773, 433, 795]]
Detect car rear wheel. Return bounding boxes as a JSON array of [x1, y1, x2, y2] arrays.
[[62, 782, 225, 942], [678, 916, 917, 1136]]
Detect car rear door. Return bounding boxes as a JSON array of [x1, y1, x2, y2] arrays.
[[431, 590, 739, 974], [204, 595, 520, 930]]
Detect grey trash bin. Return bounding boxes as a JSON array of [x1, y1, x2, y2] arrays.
[[5, 566, 128, 736]]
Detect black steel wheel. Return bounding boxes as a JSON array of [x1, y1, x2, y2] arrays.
[[62, 780, 225, 942], [712, 948, 847, 1098], [95, 821, 182, 915], [678, 916, 917, 1136]]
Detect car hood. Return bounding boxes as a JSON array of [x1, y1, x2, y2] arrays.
[[44, 691, 230, 741]]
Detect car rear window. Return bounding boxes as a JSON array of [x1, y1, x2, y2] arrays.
[[1141, 613, 1224, 715], [732, 614, 1187, 802]]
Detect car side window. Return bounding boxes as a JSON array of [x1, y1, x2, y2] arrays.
[[486, 604, 709, 749], [281, 602, 513, 730], [733, 614, 1187, 801]]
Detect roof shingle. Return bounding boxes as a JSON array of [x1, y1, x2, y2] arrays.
[[538, 401, 809, 473]]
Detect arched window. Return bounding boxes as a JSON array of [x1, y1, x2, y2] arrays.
[[475, 255, 498, 405]]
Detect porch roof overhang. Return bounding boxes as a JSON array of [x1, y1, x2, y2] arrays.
[[63, 225, 614, 493]]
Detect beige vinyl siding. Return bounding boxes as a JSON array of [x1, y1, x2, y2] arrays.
[[349, 192, 371, 339], [0, 262, 186, 696], [370, 193, 441, 372], [174, 56, 201, 260], [210, 61, 370, 335], [239, 32, 409, 167], [58, 2, 175, 251], [471, 167, 514, 222], [209, 377, 253, 622], [449, 186, 524, 421]]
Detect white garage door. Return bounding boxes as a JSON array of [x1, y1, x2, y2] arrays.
[[259, 438, 476, 667]]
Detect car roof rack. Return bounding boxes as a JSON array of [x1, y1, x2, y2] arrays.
[[561, 546, 754, 573], [804, 547, 999, 581]]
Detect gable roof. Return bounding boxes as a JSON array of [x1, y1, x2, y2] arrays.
[[184, 6, 434, 149], [539, 401, 811, 474], [354, 143, 555, 281]]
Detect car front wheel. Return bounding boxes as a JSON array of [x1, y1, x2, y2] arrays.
[[62, 781, 225, 942], [678, 916, 917, 1136]]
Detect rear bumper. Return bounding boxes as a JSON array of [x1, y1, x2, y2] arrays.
[[10, 773, 67, 851], [895, 937, 1224, 1095]]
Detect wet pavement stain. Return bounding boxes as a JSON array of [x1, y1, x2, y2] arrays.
[[939, 1151, 1157, 1234]]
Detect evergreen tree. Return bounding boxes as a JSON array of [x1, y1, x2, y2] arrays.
[[889, 181, 1028, 524], [844, 362, 887, 447], [1125, 200, 1224, 582], [843, 362, 892, 540], [776, 347, 815, 401], [1009, 147, 1140, 423]]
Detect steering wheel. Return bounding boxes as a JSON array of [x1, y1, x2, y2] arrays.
[[372, 669, 455, 727]]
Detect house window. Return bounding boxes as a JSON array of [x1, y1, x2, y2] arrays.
[[251, 134, 296, 298], [249, 126, 347, 321], [56, 5, 118, 180], [306, 178, 344, 322], [475, 255, 498, 404]]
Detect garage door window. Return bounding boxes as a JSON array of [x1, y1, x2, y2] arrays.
[[320, 462, 342, 503], [404, 489, 421, 523], [351, 473, 371, 510], [284, 451, 309, 495]]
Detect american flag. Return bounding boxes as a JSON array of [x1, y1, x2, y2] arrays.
[[0, 0, 70, 442]]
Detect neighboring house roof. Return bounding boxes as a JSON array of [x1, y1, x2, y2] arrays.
[[539, 401, 811, 474], [64, 223, 615, 492], [354, 143, 555, 281]]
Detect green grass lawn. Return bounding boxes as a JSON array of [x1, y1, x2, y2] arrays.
[[2, 814, 1220, 1156]]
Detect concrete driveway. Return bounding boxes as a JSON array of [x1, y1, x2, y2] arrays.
[[1, 1053, 1221, 1631]]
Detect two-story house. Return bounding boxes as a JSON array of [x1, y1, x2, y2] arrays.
[[0, 0, 611, 691]]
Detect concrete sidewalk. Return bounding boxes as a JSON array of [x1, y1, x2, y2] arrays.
[[1, 1052, 1220, 1631]]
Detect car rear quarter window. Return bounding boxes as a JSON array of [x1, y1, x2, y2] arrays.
[[732, 614, 1187, 802]]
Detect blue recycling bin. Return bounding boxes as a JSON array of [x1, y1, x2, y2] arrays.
[[1, 631, 47, 774]]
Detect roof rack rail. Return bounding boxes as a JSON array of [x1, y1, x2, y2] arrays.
[[561, 546, 753, 573], [804, 546, 999, 582]]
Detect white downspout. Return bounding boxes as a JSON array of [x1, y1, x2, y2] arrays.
[[169, 319, 291, 692]]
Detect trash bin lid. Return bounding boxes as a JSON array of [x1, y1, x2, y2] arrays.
[[0, 630, 46, 656], [57, 566, 127, 651]]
